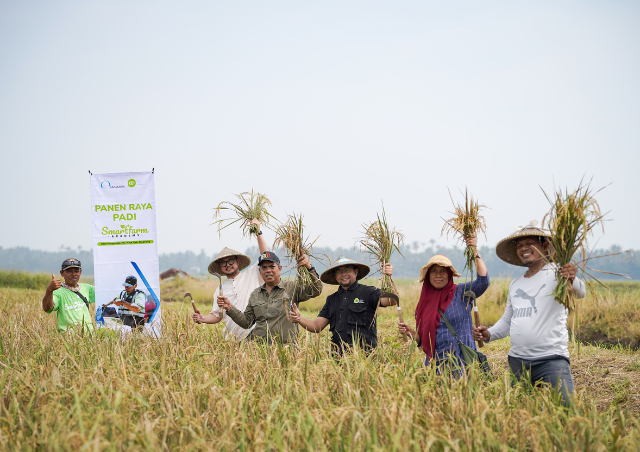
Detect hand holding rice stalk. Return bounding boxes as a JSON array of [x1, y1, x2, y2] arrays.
[[358, 204, 404, 294], [541, 180, 628, 310], [212, 190, 277, 238], [273, 213, 322, 289], [441, 188, 488, 275]]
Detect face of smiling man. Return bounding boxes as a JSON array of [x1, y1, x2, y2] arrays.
[[334, 265, 358, 289], [515, 237, 550, 267]]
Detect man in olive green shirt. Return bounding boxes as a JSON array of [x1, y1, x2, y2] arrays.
[[220, 251, 322, 344], [42, 258, 95, 333]]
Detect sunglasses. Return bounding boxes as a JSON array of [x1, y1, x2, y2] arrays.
[[61, 259, 82, 269]]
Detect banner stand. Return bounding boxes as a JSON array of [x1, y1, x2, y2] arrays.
[[90, 171, 161, 337]]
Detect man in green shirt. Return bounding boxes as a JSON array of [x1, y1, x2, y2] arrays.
[[42, 258, 95, 333], [220, 251, 323, 344]]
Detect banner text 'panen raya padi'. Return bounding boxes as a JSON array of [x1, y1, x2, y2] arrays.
[[90, 172, 161, 337]]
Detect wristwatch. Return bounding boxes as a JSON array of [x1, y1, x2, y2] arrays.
[[257, 231, 263, 236]]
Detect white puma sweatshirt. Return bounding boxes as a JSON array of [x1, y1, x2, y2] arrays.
[[488, 264, 586, 359]]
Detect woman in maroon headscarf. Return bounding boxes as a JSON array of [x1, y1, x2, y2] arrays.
[[399, 237, 489, 369]]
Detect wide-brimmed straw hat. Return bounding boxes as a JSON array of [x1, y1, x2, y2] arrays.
[[320, 257, 370, 285], [207, 247, 252, 275], [495, 220, 554, 267], [418, 255, 461, 283]]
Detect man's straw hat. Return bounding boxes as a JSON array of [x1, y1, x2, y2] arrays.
[[495, 220, 554, 267], [418, 255, 461, 283], [208, 247, 251, 275], [320, 257, 370, 285]]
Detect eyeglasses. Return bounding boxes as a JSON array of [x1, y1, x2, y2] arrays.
[[219, 258, 237, 267], [335, 266, 355, 275]]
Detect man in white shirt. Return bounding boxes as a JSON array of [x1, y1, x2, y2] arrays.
[[192, 219, 269, 340], [473, 221, 586, 406]]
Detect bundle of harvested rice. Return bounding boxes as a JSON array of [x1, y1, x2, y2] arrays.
[[441, 188, 487, 275], [273, 213, 322, 288], [541, 180, 621, 310], [358, 204, 404, 294], [212, 190, 276, 238]]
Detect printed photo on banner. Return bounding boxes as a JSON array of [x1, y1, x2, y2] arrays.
[[90, 171, 162, 337]]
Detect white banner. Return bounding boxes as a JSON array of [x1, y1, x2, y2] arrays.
[[90, 171, 161, 337]]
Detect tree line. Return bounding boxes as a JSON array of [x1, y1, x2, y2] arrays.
[[0, 244, 637, 280]]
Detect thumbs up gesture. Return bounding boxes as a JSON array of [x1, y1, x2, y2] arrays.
[[47, 273, 62, 293]]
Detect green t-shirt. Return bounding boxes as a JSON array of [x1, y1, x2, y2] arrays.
[[47, 284, 95, 333]]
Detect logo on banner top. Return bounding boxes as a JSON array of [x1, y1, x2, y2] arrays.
[[128, 179, 136, 187], [101, 181, 111, 188]]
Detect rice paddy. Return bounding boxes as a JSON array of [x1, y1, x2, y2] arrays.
[[1, 277, 639, 450]]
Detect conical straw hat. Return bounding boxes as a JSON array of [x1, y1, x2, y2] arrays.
[[320, 257, 370, 285], [208, 247, 252, 275], [495, 220, 554, 267], [418, 255, 461, 283]]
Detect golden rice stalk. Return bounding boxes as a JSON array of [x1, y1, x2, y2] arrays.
[[212, 190, 277, 238], [358, 204, 404, 293], [441, 188, 487, 275], [273, 213, 322, 287], [541, 180, 609, 310]]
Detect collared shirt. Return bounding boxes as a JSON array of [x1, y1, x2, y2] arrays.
[[209, 264, 262, 341], [318, 281, 382, 351], [226, 268, 323, 344]]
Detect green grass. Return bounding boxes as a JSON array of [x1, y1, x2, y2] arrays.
[[0, 286, 639, 450]]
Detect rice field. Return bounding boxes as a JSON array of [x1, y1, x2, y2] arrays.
[[1, 279, 639, 450]]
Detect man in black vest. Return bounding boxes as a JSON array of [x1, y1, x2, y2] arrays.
[[289, 257, 394, 356], [107, 275, 147, 330]]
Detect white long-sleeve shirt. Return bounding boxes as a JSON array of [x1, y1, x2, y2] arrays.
[[209, 264, 262, 341], [488, 264, 586, 359]]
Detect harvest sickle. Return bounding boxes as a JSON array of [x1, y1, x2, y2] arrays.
[[464, 290, 483, 348], [184, 292, 200, 314], [211, 272, 224, 316], [381, 292, 407, 342]]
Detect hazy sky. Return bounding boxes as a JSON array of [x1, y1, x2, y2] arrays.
[[1, 1, 639, 257]]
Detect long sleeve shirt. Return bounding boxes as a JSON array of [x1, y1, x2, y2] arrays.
[[226, 268, 323, 344], [488, 264, 586, 359], [209, 264, 262, 341], [431, 274, 490, 366]]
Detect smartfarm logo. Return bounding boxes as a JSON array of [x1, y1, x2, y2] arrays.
[[101, 224, 149, 237]]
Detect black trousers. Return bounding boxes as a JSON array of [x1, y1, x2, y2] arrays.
[[122, 315, 145, 330]]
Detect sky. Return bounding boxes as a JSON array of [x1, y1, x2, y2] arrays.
[[1, 1, 639, 257]]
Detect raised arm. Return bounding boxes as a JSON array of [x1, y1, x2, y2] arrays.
[[250, 219, 269, 254], [379, 264, 396, 307], [293, 256, 323, 303], [559, 263, 586, 299], [42, 274, 61, 312], [289, 304, 329, 333]]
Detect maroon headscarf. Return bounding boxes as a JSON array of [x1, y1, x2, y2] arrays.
[[414, 267, 456, 359]]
